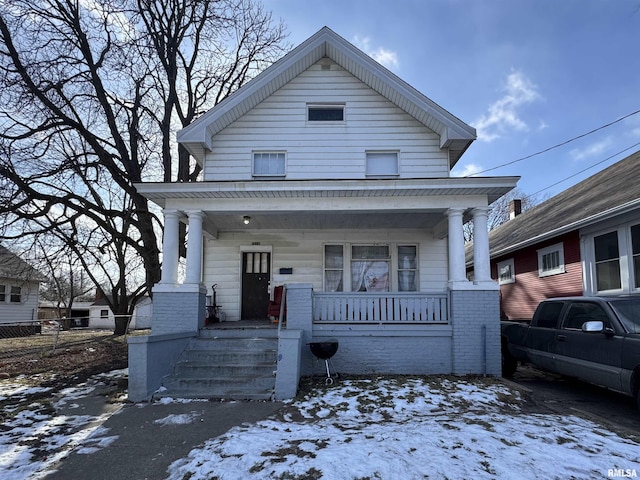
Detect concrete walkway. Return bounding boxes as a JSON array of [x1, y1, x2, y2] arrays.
[[44, 399, 283, 480]]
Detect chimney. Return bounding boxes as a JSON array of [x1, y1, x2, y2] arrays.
[[509, 199, 522, 220]]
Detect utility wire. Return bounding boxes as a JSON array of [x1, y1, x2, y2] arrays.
[[467, 108, 640, 176], [528, 141, 640, 197]]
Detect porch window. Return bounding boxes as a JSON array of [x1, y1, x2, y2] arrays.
[[324, 245, 344, 292], [0, 285, 5, 302], [351, 245, 390, 292], [398, 245, 417, 291], [253, 152, 286, 177], [632, 224, 640, 289], [308, 104, 344, 122], [594, 231, 621, 291], [537, 243, 565, 277], [10, 286, 21, 303], [497, 258, 515, 285], [366, 151, 398, 176]]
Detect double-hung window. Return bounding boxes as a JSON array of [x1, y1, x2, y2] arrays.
[[324, 245, 344, 292], [537, 243, 565, 277], [0, 285, 5, 302], [366, 151, 399, 177], [10, 286, 21, 303], [632, 224, 640, 289], [253, 152, 286, 177], [397, 245, 417, 291], [594, 231, 621, 291]]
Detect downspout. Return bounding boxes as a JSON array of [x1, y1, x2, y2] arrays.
[[481, 324, 487, 376]]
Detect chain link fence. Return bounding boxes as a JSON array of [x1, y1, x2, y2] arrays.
[[0, 316, 151, 362]]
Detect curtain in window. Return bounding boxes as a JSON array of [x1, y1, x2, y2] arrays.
[[351, 246, 390, 292]]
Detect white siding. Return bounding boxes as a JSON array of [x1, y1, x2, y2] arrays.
[[203, 229, 448, 322], [0, 278, 40, 325], [204, 62, 449, 181]]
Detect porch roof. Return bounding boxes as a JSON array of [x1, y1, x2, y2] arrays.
[[135, 177, 518, 232]]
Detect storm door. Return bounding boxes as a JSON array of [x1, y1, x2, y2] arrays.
[[241, 252, 271, 320]]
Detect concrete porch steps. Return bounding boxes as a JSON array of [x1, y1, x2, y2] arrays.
[[155, 331, 278, 401]]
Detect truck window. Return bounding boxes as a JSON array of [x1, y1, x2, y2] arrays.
[[562, 302, 608, 330], [535, 301, 563, 328]]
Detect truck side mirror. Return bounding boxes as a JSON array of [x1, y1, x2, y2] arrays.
[[581, 321, 604, 333]]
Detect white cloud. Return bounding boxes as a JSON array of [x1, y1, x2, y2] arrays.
[[569, 137, 613, 161], [353, 36, 399, 70], [473, 70, 542, 142], [452, 163, 483, 177]]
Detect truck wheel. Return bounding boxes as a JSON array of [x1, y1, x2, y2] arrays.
[[502, 351, 517, 378]]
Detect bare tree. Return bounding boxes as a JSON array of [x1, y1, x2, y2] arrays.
[[464, 188, 547, 242], [0, 0, 288, 334]]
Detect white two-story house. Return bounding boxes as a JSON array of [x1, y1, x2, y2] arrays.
[[128, 27, 518, 401]]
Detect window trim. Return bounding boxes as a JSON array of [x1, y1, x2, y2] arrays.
[[252, 151, 286, 177], [365, 150, 399, 177], [537, 242, 566, 277], [307, 103, 345, 124], [497, 258, 515, 285]]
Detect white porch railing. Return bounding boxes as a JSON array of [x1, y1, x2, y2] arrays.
[[313, 292, 449, 324]]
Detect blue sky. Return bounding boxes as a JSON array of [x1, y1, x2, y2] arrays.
[[269, 0, 640, 199]]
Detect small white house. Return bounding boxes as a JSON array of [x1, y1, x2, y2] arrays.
[[0, 244, 45, 328], [89, 296, 153, 330], [129, 27, 519, 401]]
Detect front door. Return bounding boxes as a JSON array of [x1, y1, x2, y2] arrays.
[[241, 252, 270, 320]]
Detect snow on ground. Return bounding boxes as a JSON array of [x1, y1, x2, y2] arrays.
[[1, 372, 639, 479], [0, 369, 128, 480], [167, 377, 640, 480]]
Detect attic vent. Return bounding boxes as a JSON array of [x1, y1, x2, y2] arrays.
[[321, 64, 331, 71]]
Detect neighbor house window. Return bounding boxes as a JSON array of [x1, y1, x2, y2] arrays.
[[632, 224, 640, 289], [351, 245, 390, 292], [537, 243, 565, 277], [100, 309, 109, 319], [253, 152, 286, 176], [307, 104, 344, 122], [398, 245, 417, 291], [366, 151, 399, 176], [10, 286, 21, 303], [497, 258, 515, 285], [324, 245, 344, 292], [594, 231, 621, 291], [0, 285, 6, 302]]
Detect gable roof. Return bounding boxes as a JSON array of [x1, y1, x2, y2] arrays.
[[0, 244, 46, 282], [483, 150, 640, 259], [178, 26, 476, 168]]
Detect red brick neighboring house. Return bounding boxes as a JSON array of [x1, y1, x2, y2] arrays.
[[466, 150, 640, 320]]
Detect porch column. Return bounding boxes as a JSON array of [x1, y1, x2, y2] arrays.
[[446, 208, 468, 285], [160, 209, 181, 284], [185, 210, 205, 285], [471, 206, 493, 284]]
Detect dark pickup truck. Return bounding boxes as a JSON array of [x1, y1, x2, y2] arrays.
[[501, 296, 640, 410]]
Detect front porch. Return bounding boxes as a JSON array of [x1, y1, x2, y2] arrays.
[[129, 285, 499, 401]]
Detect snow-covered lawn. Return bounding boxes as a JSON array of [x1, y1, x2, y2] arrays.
[[1, 372, 639, 479], [0, 369, 127, 480], [167, 377, 640, 480]]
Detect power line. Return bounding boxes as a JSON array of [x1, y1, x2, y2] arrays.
[[528, 141, 640, 197], [467, 108, 640, 176]]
